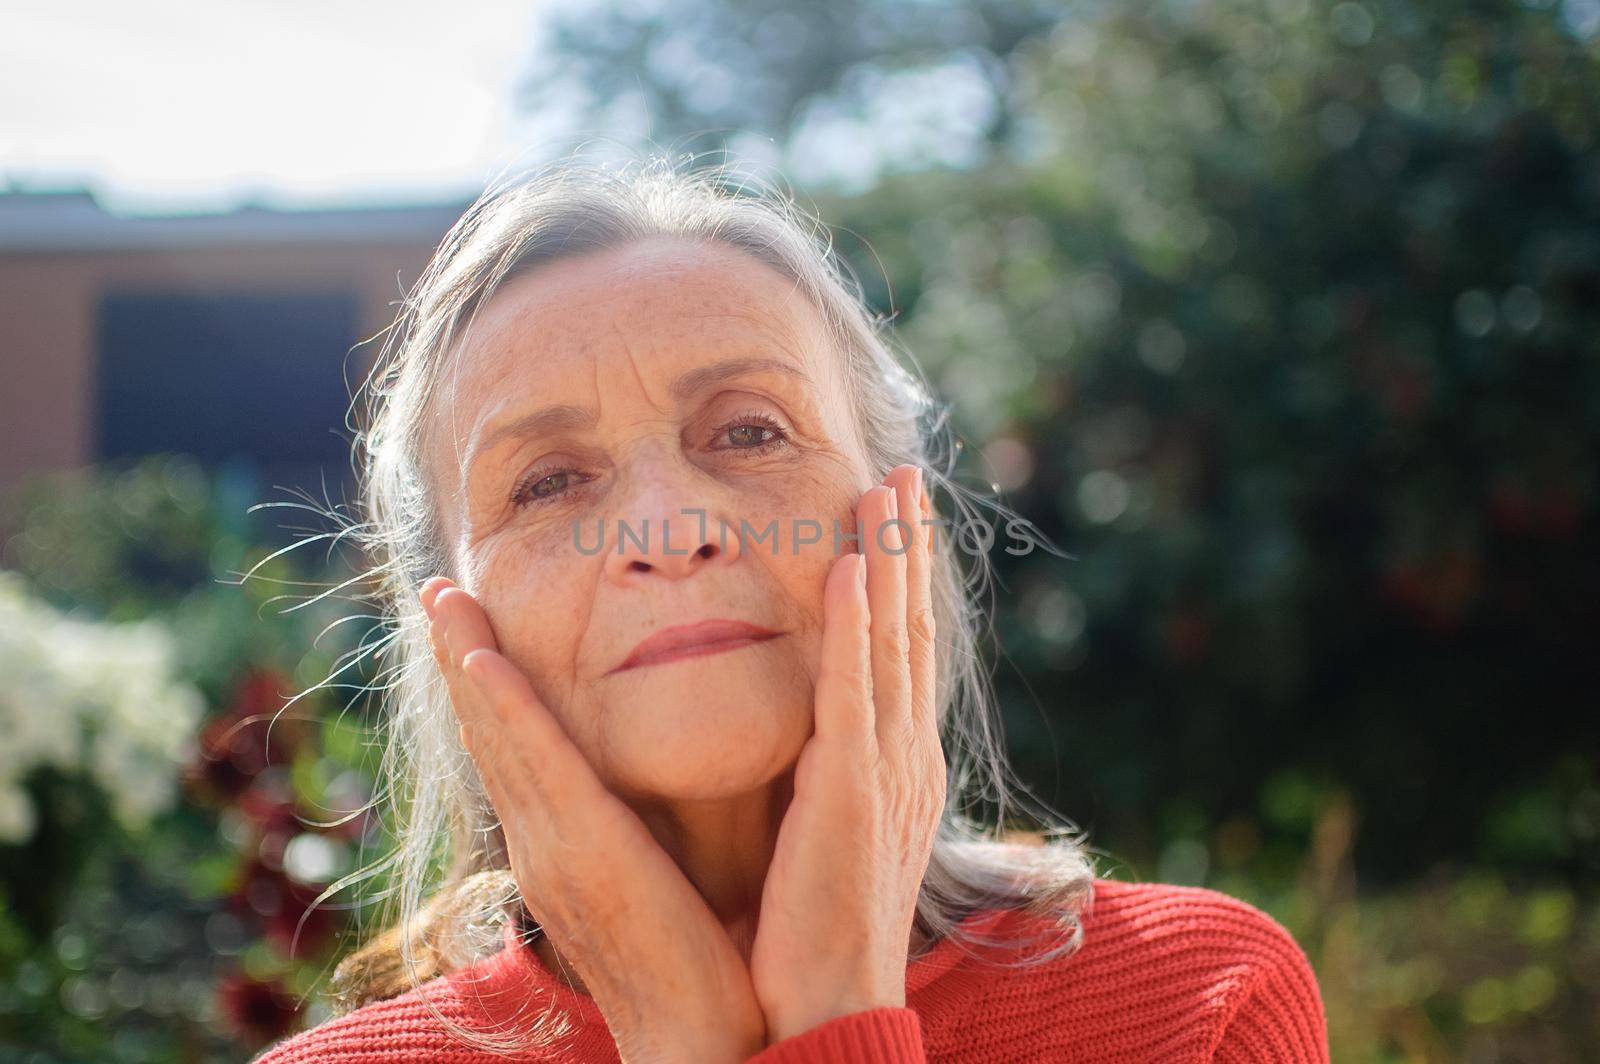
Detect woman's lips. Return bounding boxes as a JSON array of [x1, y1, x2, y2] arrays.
[[611, 619, 783, 674]]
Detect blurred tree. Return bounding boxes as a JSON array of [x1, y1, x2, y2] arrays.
[[519, 0, 1600, 887], [518, 0, 1065, 184]]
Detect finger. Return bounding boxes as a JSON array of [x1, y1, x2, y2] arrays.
[[813, 551, 873, 747], [893, 466, 938, 748], [460, 646, 611, 810], [459, 641, 726, 956], [431, 621, 522, 843], [426, 590, 736, 985], [863, 481, 912, 751], [440, 651, 584, 931], [428, 590, 516, 796], [435, 589, 618, 812], [435, 586, 499, 659], [419, 575, 452, 619], [432, 587, 504, 740]]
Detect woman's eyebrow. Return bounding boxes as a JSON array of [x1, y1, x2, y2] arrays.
[[466, 356, 813, 476], [668, 355, 813, 401], [468, 403, 597, 476]]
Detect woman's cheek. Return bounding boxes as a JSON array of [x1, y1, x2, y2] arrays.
[[734, 472, 853, 638], [476, 521, 590, 652], [733, 460, 863, 558]]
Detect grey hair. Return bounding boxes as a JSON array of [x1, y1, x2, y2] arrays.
[[311, 147, 1096, 1054]]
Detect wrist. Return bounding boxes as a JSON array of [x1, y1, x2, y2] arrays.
[[765, 993, 906, 1044], [617, 1024, 766, 1064], [610, 996, 767, 1063]]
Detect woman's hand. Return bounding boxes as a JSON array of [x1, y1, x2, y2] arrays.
[[421, 579, 768, 1064], [748, 464, 947, 1043]]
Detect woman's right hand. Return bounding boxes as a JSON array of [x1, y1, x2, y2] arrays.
[[421, 578, 769, 1064]]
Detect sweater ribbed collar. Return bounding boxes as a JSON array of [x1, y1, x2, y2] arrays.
[[451, 905, 1019, 1057]]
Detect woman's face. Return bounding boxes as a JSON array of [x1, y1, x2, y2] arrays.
[[424, 236, 875, 800]]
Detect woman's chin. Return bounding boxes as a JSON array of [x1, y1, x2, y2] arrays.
[[598, 660, 813, 798]]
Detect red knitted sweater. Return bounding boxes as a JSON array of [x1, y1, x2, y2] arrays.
[[253, 878, 1329, 1062]]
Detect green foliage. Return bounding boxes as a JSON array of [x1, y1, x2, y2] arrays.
[[0, 456, 391, 1059], [797, 0, 1600, 885]]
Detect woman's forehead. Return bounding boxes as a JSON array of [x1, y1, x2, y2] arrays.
[[441, 238, 843, 408]]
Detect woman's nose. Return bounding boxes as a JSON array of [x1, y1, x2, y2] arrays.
[[601, 473, 743, 585]]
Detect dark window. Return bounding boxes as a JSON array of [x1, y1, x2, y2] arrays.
[[96, 292, 360, 502]]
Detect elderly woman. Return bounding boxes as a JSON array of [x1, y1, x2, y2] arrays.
[[256, 156, 1327, 1063]]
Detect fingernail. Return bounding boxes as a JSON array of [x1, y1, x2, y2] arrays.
[[857, 552, 869, 588], [886, 484, 898, 519]]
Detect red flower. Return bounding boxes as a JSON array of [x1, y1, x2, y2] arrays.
[[228, 856, 342, 958], [216, 968, 302, 1044], [1165, 606, 1211, 664], [1379, 550, 1479, 634], [183, 668, 308, 804], [238, 777, 306, 842]]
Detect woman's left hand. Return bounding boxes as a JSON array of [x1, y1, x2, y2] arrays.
[[749, 464, 947, 1044]]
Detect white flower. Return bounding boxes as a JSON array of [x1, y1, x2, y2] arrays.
[[0, 571, 206, 842]]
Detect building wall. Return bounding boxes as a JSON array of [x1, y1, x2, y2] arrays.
[[0, 241, 440, 496]]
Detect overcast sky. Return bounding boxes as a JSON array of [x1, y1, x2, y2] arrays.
[[0, 0, 564, 212], [1, 0, 1012, 215]]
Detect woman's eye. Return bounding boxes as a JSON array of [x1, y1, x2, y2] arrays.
[[728, 423, 773, 447], [511, 414, 788, 508], [720, 413, 789, 453], [511, 468, 584, 508]]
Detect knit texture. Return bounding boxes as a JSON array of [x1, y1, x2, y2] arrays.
[[253, 878, 1329, 1062]]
